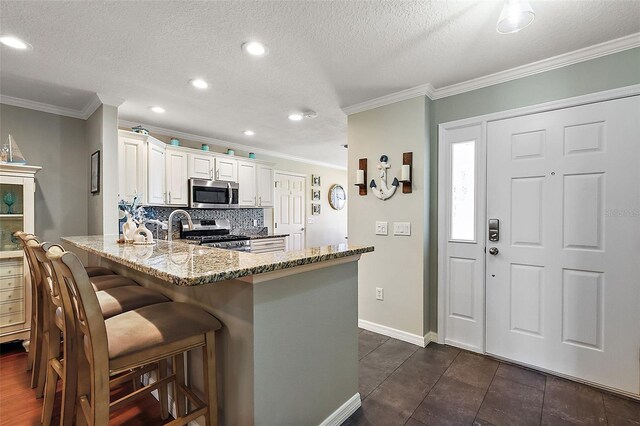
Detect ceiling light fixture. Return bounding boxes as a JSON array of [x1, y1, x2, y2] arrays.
[[288, 113, 303, 121], [242, 41, 268, 56], [190, 79, 209, 89], [0, 35, 31, 50], [150, 106, 166, 114], [243, 130, 255, 136], [496, 0, 535, 34]]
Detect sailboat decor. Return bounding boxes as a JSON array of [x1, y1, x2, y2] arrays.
[[369, 155, 399, 201], [0, 135, 27, 164]]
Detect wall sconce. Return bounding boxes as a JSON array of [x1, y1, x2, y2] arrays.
[[399, 152, 412, 194], [354, 158, 367, 196]]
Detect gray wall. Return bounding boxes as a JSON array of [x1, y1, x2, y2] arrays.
[[347, 96, 429, 337], [0, 104, 89, 242], [427, 47, 640, 331]]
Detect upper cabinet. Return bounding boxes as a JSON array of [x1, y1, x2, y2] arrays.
[[257, 165, 274, 207], [118, 134, 146, 203], [215, 157, 238, 182], [147, 140, 166, 205], [188, 153, 215, 180], [237, 161, 257, 206], [165, 148, 188, 206], [118, 130, 273, 208]]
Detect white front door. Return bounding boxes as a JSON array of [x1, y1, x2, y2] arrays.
[[274, 172, 305, 251], [486, 96, 640, 395]]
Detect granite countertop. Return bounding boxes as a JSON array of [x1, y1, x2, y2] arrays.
[[62, 236, 373, 287]]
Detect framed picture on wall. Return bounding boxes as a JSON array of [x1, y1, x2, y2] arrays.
[[311, 189, 321, 201], [90, 150, 100, 194], [312, 174, 321, 187], [312, 203, 321, 215]]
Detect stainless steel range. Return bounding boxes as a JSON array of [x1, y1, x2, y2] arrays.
[[179, 219, 250, 251]]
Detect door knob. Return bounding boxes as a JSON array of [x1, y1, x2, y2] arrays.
[[300, 227, 305, 231], [489, 247, 499, 256]]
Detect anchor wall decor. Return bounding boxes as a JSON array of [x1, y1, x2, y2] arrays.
[[370, 155, 399, 201]]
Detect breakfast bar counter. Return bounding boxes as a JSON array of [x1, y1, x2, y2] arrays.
[[62, 236, 373, 426]]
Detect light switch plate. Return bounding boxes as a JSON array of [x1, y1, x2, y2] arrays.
[[393, 222, 411, 236], [375, 221, 388, 236]]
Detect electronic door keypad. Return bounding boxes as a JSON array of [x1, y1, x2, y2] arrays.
[[489, 219, 500, 242]]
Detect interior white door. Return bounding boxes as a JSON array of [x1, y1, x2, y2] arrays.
[[147, 142, 166, 205], [274, 172, 305, 251], [486, 96, 640, 395], [165, 149, 188, 206]]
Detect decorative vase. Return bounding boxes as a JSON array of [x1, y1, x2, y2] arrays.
[[122, 212, 138, 243], [170, 138, 180, 146], [3, 192, 16, 214], [133, 223, 154, 245]]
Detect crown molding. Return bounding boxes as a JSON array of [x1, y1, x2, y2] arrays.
[[341, 83, 435, 115], [1, 92, 125, 120], [0, 94, 87, 119], [341, 32, 640, 114], [118, 119, 347, 171]]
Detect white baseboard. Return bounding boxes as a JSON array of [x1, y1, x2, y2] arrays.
[[359, 319, 437, 348], [319, 393, 362, 426]]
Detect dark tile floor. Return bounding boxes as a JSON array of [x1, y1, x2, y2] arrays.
[[343, 330, 640, 426]]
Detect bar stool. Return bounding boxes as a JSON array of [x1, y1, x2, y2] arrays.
[[14, 230, 117, 389], [48, 248, 222, 426], [21, 236, 141, 400], [29, 242, 171, 426]]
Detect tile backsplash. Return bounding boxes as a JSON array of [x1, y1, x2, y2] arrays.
[[142, 207, 264, 239]]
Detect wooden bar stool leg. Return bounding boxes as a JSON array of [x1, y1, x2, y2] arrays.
[[60, 332, 78, 426], [158, 358, 169, 420], [41, 321, 61, 424], [203, 332, 218, 426], [75, 354, 91, 426], [34, 295, 50, 398], [173, 353, 186, 418]]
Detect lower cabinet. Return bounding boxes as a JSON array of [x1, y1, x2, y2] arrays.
[[250, 237, 286, 254]]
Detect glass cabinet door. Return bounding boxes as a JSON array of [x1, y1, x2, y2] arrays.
[[0, 182, 25, 255]]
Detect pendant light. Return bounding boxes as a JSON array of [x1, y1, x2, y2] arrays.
[[496, 0, 535, 34]]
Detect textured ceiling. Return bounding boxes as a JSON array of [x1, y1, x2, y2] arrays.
[[1, 1, 639, 166]]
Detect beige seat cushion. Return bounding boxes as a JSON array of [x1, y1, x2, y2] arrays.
[[90, 275, 138, 291], [103, 302, 222, 364], [96, 286, 170, 319], [84, 266, 115, 277]]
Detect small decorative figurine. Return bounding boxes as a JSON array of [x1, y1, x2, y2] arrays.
[[3, 192, 16, 214]]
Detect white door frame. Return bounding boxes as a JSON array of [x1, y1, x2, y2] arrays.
[[437, 83, 640, 347], [273, 170, 307, 248]]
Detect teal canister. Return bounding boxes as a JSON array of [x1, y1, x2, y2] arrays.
[[170, 138, 180, 146]]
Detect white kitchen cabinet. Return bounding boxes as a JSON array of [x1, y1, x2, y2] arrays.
[[256, 165, 274, 207], [237, 161, 257, 206], [165, 148, 188, 206], [250, 237, 286, 254], [188, 153, 215, 180], [0, 163, 40, 345], [118, 134, 146, 203], [146, 140, 166, 205], [215, 157, 238, 182]]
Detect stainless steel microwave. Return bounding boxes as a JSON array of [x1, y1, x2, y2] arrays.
[[189, 179, 239, 209]]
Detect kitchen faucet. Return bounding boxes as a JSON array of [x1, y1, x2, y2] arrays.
[[167, 209, 193, 241]]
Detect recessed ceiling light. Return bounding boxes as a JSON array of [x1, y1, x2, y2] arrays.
[[190, 79, 209, 89], [242, 41, 268, 56], [243, 130, 255, 136], [288, 114, 303, 121], [150, 106, 165, 114], [0, 35, 31, 50], [496, 0, 535, 34]]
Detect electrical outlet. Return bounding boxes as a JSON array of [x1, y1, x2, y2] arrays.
[[376, 287, 384, 301], [253, 219, 258, 226], [393, 222, 411, 236], [375, 221, 388, 235]]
